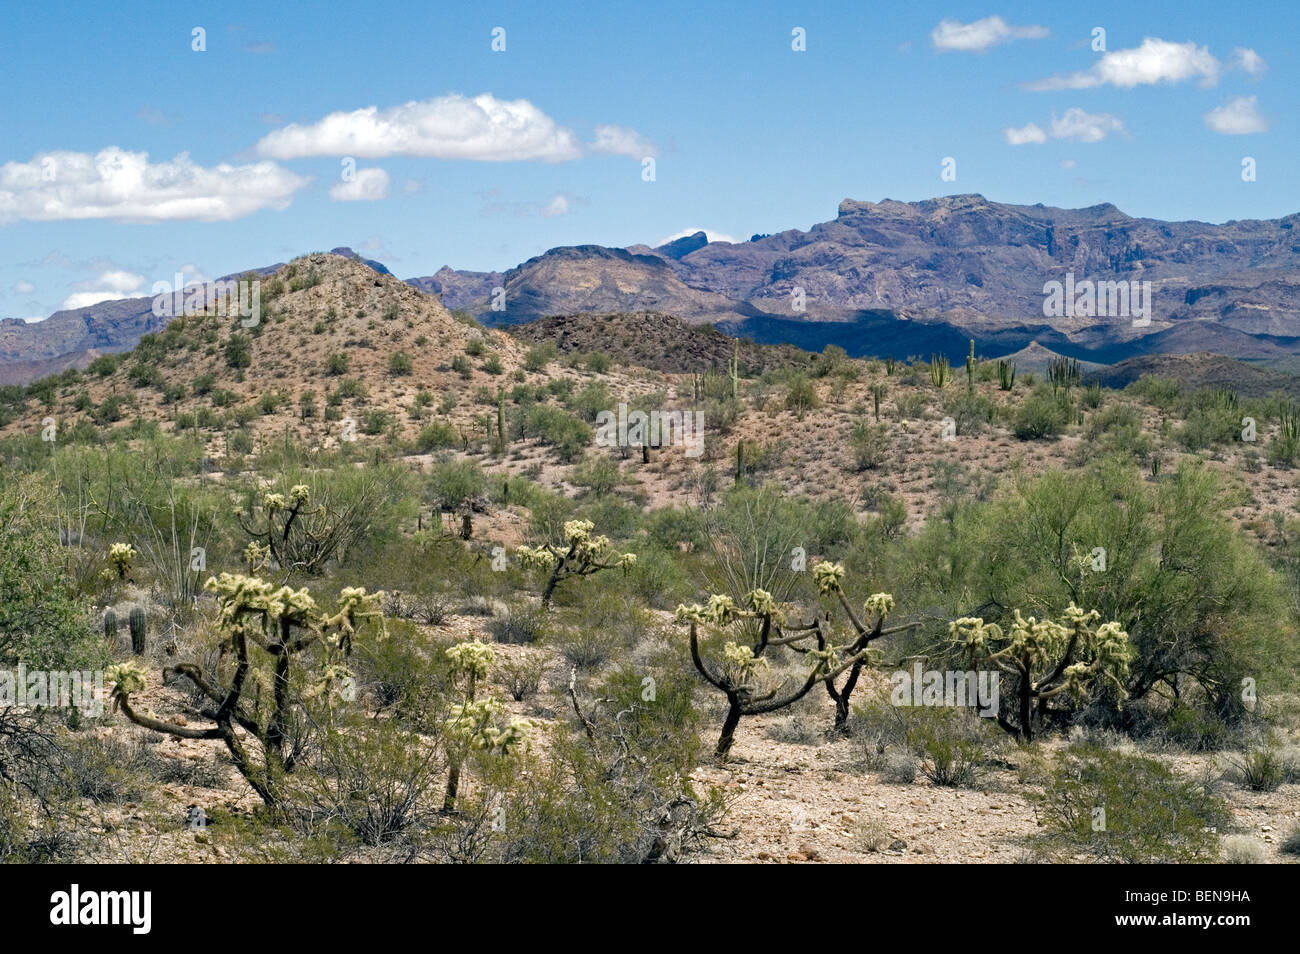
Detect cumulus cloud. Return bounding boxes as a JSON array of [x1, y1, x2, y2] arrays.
[[1232, 47, 1267, 76], [589, 124, 659, 158], [1004, 122, 1048, 145], [12, 280, 35, 294], [1004, 110, 1124, 145], [328, 167, 391, 201], [1028, 37, 1221, 90], [0, 148, 309, 223], [655, 227, 741, 246], [62, 269, 145, 309], [1050, 108, 1126, 142], [1204, 96, 1269, 134], [931, 16, 1048, 52], [257, 93, 588, 162]]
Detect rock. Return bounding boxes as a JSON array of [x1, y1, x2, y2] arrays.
[[889, 839, 908, 851]]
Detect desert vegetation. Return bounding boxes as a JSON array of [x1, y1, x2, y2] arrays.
[[0, 254, 1298, 864]]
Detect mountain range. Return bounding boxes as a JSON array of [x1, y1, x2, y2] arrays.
[[5, 195, 1300, 385]]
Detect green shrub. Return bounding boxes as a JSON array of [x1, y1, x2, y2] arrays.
[[388, 351, 413, 376], [488, 606, 550, 645], [906, 709, 990, 787], [1033, 745, 1229, 863], [1013, 393, 1068, 439], [1224, 746, 1288, 792], [415, 421, 458, 452], [524, 343, 557, 372]]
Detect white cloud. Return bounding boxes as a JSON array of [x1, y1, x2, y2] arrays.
[[589, 124, 659, 158], [176, 264, 212, 286], [1050, 108, 1126, 142], [1004, 110, 1124, 146], [1004, 122, 1048, 146], [655, 227, 741, 246], [1232, 47, 1267, 76], [257, 93, 586, 162], [328, 167, 391, 201], [402, 178, 424, 194], [480, 191, 584, 219], [1028, 37, 1221, 90], [12, 280, 35, 294], [1059, 159, 1077, 169], [1205, 96, 1269, 135], [62, 268, 145, 309], [0, 148, 309, 223], [541, 194, 570, 218], [931, 16, 1048, 52]]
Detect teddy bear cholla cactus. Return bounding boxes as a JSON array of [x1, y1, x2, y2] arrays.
[[108, 571, 385, 806], [948, 603, 1133, 741], [107, 542, 137, 580], [517, 519, 636, 609], [803, 561, 918, 730], [441, 639, 531, 812], [236, 482, 369, 579], [676, 587, 888, 758]]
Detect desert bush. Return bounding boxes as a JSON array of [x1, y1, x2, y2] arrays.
[[1224, 745, 1289, 792], [850, 421, 890, 471], [1013, 393, 1068, 439], [496, 656, 546, 701], [524, 343, 557, 372], [497, 665, 716, 863], [291, 714, 446, 847], [881, 750, 918, 783], [1221, 834, 1269, 864], [905, 708, 992, 787], [1032, 745, 1229, 863], [1280, 825, 1300, 856], [488, 605, 550, 645]]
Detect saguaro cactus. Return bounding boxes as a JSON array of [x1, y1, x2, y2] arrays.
[[129, 607, 147, 655], [104, 609, 118, 643], [871, 383, 886, 422], [729, 340, 740, 399]]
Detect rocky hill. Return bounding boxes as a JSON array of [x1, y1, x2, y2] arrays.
[[7, 195, 1300, 386]]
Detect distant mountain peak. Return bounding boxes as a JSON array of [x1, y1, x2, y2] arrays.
[[327, 246, 391, 276]]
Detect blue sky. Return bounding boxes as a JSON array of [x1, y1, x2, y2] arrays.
[[1, 0, 1294, 320]]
